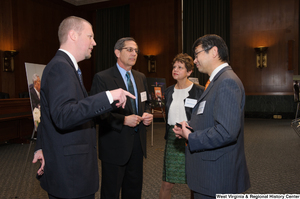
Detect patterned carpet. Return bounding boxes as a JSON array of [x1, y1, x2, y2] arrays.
[[0, 118, 300, 199]]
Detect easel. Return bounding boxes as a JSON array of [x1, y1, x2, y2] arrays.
[[291, 102, 300, 137], [14, 63, 45, 198], [151, 107, 166, 146], [14, 125, 37, 198]]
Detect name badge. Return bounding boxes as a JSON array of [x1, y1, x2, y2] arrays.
[[185, 98, 197, 108], [197, 101, 206, 115], [140, 91, 147, 102]]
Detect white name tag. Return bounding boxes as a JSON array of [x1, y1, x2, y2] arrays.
[[197, 101, 206, 115], [140, 91, 147, 102], [185, 98, 197, 108]]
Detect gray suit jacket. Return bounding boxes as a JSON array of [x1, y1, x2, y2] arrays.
[[35, 50, 113, 198], [186, 66, 250, 196]]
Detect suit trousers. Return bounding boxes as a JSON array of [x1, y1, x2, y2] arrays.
[[48, 193, 95, 199], [100, 132, 144, 199], [193, 191, 215, 199]]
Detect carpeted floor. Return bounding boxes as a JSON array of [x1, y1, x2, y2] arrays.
[[0, 118, 300, 199]]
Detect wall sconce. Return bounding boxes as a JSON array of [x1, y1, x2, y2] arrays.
[[145, 55, 156, 73], [3, 50, 19, 72], [254, 47, 268, 68]]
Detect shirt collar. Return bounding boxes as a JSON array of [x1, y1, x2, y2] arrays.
[[59, 49, 79, 71], [209, 63, 229, 81], [116, 63, 132, 78]]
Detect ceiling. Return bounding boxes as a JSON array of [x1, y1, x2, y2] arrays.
[[63, 0, 109, 6]]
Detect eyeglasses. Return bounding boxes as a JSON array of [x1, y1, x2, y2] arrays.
[[121, 47, 139, 54], [194, 46, 213, 58]]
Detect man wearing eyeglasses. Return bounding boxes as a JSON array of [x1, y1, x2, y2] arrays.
[[90, 37, 153, 199], [174, 34, 250, 198]]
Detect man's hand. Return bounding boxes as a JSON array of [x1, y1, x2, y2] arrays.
[[173, 121, 192, 140], [142, 112, 153, 126], [32, 150, 45, 176], [110, 88, 136, 108], [124, 114, 143, 127]]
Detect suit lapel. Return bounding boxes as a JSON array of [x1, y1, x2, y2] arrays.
[[112, 66, 127, 90], [166, 85, 174, 113], [132, 70, 141, 115], [197, 66, 232, 103], [112, 66, 136, 113], [197, 81, 213, 103], [75, 69, 88, 97], [59, 51, 88, 97]]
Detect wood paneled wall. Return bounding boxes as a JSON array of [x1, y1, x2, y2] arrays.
[[0, 98, 33, 142], [0, 0, 94, 98], [1, 0, 299, 98], [82, 0, 181, 88], [0, 1, 15, 97], [0, 0, 181, 97], [130, 0, 181, 87], [230, 0, 299, 95]]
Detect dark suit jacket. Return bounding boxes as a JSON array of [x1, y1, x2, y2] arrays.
[[164, 83, 204, 140], [35, 50, 113, 198], [90, 65, 151, 165], [29, 86, 40, 110], [186, 66, 250, 196]]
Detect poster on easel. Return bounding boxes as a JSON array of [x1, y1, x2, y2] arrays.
[[25, 63, 46, 131], [293, 79, 300, 102], [291, 75, 300, 136], [146, 78, 166, 109]]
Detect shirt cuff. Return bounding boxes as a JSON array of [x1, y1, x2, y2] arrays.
[[106, 91, 113, 104], [34, 149, 42, 155]]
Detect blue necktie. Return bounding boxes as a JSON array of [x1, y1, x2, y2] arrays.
[[77, 68, 83, 86], [126, 72, 137, 114]]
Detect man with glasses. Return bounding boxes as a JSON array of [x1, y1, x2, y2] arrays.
[[90, 37, 153, 199], [174, 34, 250, 198]]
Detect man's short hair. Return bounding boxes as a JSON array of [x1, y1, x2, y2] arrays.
[[58, 16, 91, 45], [192, 34, 229, 63], [114, 37, 138, 51]]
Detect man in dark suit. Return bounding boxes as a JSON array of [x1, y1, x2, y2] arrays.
[[32, 16, 135, 199], [29, 73, 41, 110], [90, 37, 153, 199], [174, 34, 250, 198]]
